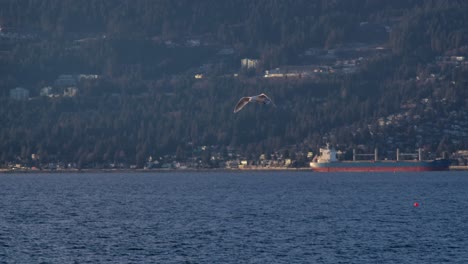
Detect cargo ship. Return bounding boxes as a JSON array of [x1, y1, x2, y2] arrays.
[[310, 144, 450, 172]]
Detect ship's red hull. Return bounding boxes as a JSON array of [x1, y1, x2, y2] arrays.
[[310, 160, 450, 172], [311, 166, 448, 172]]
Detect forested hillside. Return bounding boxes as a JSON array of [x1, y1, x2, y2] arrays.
[[1, 0, 467, 168]]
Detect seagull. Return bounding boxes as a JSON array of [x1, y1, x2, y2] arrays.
[[233, 93, 276, 113]]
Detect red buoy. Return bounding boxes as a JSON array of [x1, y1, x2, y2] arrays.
[[413, 202, 420, 207]]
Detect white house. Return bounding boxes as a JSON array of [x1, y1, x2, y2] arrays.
[[40, 86, 53, 97], [64, 87, 78, 97], [10, 87, 29, 100], [241, 58, 259, 69], [78, 74, 99, 80]]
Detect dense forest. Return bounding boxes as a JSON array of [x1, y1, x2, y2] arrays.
[[1, 0, 467, 168]]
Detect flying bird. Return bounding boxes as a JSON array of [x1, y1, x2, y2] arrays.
[[233, 93, 276, 113]]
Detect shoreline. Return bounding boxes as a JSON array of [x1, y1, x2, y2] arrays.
[[449, 165, 468, 171], [1, 166, 467, 173], [0, 167, 310, 174]]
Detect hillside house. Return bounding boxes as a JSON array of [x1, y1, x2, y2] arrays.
[[436, 56, 466, 65], [264, 65, 330, 78], [64, 87, 78, 97], [54, 74, 77, 87], [40, 86, 53, 97], [186, 39, 200, 47], [78, 74, 99, 80], [241, 58, 259, 69], [10, 87, 29, 100]]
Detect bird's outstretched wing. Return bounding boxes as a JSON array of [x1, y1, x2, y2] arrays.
[[257, 93, 270, 100], [233, 97, 251, 113], [257, 93, 276, 107]]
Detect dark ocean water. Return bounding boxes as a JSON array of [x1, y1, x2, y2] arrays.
[[1, 171, 467, 263]]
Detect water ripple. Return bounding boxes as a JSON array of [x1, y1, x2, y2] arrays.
[[0, 172, 467, 263]]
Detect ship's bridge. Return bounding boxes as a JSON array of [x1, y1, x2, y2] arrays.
[[317, 144, 338, 163]]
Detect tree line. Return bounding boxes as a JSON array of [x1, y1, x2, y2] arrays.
[[0, 0, 467, 167]]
